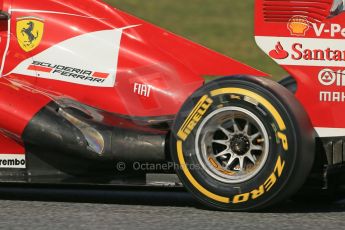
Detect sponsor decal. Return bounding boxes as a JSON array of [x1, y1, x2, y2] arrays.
[[290, 43, 345, 61], [268, 42, 289, 60], [255, 36, 345, 67], [318, 68, 345, 86], [269, 42, 345, 62], [320, 91, 345, 102], [134, 83, 153, 97], [9, 28, 129, 87], [231, 156, 285, 204], [287, 16, 310, 37], [287, 16, 345, 38], [16, 17, 44, 52], [28, 61, 110, 83], [0, 154, 26, 169], [177, 95, 213, 141], [208, 157, 236, 175], [317, 69, 345, 102], [312, 23, 345, 37]]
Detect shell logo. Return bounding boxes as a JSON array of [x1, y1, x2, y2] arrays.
[[287, 16, 310, 37]]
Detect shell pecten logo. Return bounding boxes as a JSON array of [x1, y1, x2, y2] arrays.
[[287, 16, 310, 37]]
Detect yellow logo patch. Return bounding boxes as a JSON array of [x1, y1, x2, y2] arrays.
[[177, 95, 213, 141], [16, 17, 44, 52]]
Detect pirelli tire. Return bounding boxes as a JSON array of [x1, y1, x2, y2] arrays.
[[170, 75, 314, 211]]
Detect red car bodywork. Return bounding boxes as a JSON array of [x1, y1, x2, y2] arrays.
[[255, 0, 345, 138], [0, 0, 266, 159]]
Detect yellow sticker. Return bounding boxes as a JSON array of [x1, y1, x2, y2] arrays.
[[17, 17, 44, 52], [177, 95, 213, 141], [177, 140, 230, 203], [211, 88, 286, 131]]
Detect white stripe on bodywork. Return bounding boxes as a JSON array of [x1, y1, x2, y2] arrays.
[[10, 9, 104, 19], [0, 17, 11, 76], [315, 127, 345, 137], [255, 36, 345, 67], [7, 25, 139, 87], [1, 8, 111, 76]]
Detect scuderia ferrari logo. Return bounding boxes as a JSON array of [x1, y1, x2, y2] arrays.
[[16, 17, 44, 52]]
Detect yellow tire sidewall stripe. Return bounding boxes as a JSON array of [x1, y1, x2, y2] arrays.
[[176, 87, 287, 204], [177, 140, 230, 203], [211, 88, 286, 131]]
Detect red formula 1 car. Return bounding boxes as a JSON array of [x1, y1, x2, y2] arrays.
[[0, 0, 344, 211]]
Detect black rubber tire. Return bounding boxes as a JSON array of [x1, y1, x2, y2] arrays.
[[170, 75, 314, 211]]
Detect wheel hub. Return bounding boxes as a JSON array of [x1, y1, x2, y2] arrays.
[[196, 107, 269, 184], [230, 134, 250, 155]]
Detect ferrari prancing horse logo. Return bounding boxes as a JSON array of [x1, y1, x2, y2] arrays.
[[16, 17, 44, 52]]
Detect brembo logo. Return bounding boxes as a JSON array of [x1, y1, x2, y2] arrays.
[[319, 69, 345, 86], [0, 154, 26, 169]]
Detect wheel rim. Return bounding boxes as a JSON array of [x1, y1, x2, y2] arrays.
[[195, 106, 269, 184]]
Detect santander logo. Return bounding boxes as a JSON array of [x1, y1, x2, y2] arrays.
[[269, 42, 345, 61], [255, 36, 345, 67], [269, 42, 289, 60]]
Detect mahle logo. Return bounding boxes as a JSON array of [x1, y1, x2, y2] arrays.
[[318, 69, 345, 86]]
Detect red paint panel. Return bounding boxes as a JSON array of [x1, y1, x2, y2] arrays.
[[92, 72, 109, 79], [2, 0, 267, 120], [28, 65, 52, 73], [0, 133, 24, 154], [0, 78, 51, 136], [255, 0, 345, 129]]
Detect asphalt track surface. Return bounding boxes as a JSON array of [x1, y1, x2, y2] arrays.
[[0, 186, 344, 230]]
